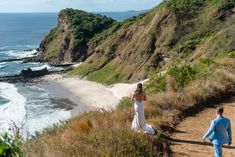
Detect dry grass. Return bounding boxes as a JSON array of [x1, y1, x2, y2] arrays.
[[23, 108, 169, 157], [166, 75, 178, 93]]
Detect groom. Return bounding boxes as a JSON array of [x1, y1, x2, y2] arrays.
[[202, 107, 232, 157]]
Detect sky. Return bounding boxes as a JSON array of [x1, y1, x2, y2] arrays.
[[0, 0, 163, 13]]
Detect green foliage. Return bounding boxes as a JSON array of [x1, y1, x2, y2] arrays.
[[166, 0, 205, 12], [90, 23, 121, 43], [121, 12, 147, 28], [105, 44, 118, 59], [68, 63, 98, 76], [116, 97, 133, 110], [215, 0, 235, 11], [86, 63, 127, 85], [193, 58, 215, 75], [167, 64, 197, 87], [61, 9, 115, 46], [228, 50, 235, 58], [178, 39, 200, 54], [145, 64, 198, 93], [0, 133, 22, 157], [145, 72, 167, 93], [41, 28, 62, 60]]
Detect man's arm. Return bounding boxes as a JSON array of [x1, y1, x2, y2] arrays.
[[203, 120, 215, 140], [227, 120, 232, 145]]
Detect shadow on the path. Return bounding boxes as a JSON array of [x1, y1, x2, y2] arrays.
[[169, 137, 235, 149]]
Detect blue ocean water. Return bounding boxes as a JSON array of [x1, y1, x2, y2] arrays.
[[0, 11, 142, 135], [0, 13, 58, 77]]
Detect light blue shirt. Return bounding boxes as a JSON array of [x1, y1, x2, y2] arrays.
[[203, 116, 232, 145]]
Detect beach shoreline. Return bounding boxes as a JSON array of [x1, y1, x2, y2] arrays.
[[38, 74, 146, 118]]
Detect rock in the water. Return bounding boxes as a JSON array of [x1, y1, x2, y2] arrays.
[[20, 67, 49, 78]]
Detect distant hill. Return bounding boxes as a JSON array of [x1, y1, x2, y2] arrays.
[[38, 0, 235, 84]]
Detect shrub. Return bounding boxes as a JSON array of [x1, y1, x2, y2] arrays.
[[228, 51, 235, 58], [193, 58, 215, 75], [167, 64, 197, 87], [145, 72, 167, 93], [0, 133, 22, 157], [145, 64, 198, 93]]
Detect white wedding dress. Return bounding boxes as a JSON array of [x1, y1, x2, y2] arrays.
[[131, 100, 155, 135]]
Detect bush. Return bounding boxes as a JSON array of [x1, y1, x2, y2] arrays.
[[145, 72, 167, 93], [0, 133, 22, 157], [145, 64, 197, 94], [228, 51, 235, 58], [167, 64, 197, 87], [193, 58, 215, 75]]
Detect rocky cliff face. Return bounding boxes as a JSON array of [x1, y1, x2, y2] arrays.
[[38, 9, 115, 64], [39, 0, 235, 83]]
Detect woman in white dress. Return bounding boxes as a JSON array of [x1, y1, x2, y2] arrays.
[[131, 83, 155, 135]]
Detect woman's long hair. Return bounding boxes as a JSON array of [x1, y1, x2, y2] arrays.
[[135, 83, 143, 94]]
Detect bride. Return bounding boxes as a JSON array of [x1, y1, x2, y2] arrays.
[[131, 83, 155, 135]]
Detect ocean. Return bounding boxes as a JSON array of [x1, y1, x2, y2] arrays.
[[0, 11, 143, 136]]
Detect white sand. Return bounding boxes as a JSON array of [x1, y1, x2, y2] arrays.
[[40, 75, 147, 117]]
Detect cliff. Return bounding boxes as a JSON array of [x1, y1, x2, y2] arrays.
[[39, 0, 235, 84], [38, 9, 115, 63]]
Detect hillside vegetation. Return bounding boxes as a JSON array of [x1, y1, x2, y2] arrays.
[[21, 0, 235, 156], [39, 9, 115, 63], [39, 0, 235, 84]]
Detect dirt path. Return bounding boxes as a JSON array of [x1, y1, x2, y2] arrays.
[[171, 97, 235, 157]]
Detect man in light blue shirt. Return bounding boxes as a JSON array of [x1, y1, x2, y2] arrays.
[[202, 107, 232, 157]]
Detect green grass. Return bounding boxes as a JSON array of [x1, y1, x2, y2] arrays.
[[41, 28, 63, 60], [193, 58, 215, 75], [145, 72, 167, 93], [68, 63, 100, 76], [86, 62, 129, 85]]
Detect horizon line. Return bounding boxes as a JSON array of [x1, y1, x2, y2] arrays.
[[0, 9, 149, 14]]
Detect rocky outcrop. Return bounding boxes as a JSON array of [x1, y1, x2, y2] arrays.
[[38, 9, 115, 64], [20, 67, 49, 78]]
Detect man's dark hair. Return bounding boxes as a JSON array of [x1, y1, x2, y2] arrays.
[[217, 107, 224, 115]]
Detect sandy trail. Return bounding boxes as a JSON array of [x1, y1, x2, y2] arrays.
[[171, 97, 235, 157]]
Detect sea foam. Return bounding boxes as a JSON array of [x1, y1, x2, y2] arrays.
[[3, 49, 37, 59], [31, 63, 51, 71], [0, 82, 26, 132]]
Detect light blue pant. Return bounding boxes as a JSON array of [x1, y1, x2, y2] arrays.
[[213, 144, 222, 157]]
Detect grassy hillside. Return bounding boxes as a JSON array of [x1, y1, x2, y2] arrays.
[[67, 0, 235, 84]]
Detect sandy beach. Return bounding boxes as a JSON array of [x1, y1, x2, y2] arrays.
[[39, 74, 146, 118]]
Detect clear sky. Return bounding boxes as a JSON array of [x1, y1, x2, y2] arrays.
[[0, 0, 163, 13]]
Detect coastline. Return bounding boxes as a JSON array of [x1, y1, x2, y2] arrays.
[[39, 74, 146, 118]]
